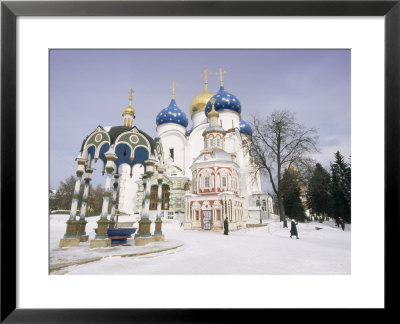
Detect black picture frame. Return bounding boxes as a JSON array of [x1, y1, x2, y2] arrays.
[[1, 0, 398, 322]]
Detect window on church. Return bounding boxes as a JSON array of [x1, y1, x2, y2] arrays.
[[262, 200, 267, 211], [217, 138, 220, 147], [195, 210, 199, 220], [169, 148, 174, 161], [256, 199, 260, 206], [215, 209, 221, 221], [205, 140, 208, 148], [150, 185, 158, 210], [205, 176, 210, 188], [162, 184, 170, 210], [222, 176, 227, 187]]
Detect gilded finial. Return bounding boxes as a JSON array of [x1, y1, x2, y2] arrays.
[[201, 68, 212, 90], [208, 98, 219, 117], [170, 81, 177, 99], [216, 68, 227, 86], [128, 89, 134, 107], [122, 88, 135, 118]]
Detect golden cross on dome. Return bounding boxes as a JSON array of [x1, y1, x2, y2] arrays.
[[216, 68, 227, 86], [170, 81, 178, 99], [201, 68, 212, 85], [128, 89, 134, 107]]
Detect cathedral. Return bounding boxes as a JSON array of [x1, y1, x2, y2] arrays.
[[116, 68, 270, 230], [66, 68, 273, 245]]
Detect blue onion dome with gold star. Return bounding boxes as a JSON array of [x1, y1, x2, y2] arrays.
[[239, 120, 253, 136], [204, 68, 241, 116], [204, 86, 242, 116], [156, 81, 188, 127], [156, 98, 188, 127]]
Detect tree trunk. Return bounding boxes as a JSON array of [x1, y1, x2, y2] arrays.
[[278, 192, 287, 227]]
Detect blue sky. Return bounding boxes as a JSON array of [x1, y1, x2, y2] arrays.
[[50, 49, 351, 191]]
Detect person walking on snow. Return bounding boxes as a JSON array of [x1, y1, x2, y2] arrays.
[[339, 217, 345, 231], [224, 217, 229, 235], [290, 219, 299, 239]]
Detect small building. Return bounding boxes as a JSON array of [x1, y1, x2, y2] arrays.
[[183, 99, 245, 231]]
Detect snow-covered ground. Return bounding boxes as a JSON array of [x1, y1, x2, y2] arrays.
[[50, 214, 350, 275]]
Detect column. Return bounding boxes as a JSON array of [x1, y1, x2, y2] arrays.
[[63, 157, 86, 238], [154, 168, 163, 236], [109, 173, 120, 229], [143, 174, 151, 218], [138, 159, 156, 237], [77, 167, 93, 238], [95, 150, 116, 239], [223, 195, 227, 220]]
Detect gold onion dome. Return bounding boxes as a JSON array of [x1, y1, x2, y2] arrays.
[[189, 89, 213, 115], [123, 106, 135, 116], [189, 68, 213, 116], [122, 89, 135, 116]]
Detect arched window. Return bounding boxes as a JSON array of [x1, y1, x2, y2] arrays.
[[150, 185, 158, 210], [262, 200, 267, 211], [204, 176, 210, 188], [162, 184, 170, 210], [222, 176, 227, 187]]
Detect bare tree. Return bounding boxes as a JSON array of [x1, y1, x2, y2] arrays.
[[243, 109, 318, 225]]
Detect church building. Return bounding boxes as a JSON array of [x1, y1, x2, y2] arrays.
[[117, 68, 267, 228], [183, 99, 245, 231]]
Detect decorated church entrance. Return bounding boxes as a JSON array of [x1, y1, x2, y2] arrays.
[[202, 211, 211, 230]]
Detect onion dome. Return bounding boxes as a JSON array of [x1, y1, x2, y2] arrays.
[[123, 106, 135, 116], [122, 89, 135, 117], [208, 99, 219, 118], [204, 86, 242, 116], [156, 81, 189, 127], [239, 120, 253, 136], [156, 99, 188, 127], [189, 90, 213, 116], [189, 68, 213, 116], [205, 68, 241, 116]]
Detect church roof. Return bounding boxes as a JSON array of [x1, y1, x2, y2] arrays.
[[239, 120, 253, 136], [156, 99, 189, 127], [80, 125, 155, 154], [193, 150, 234, 164], [204, 86, 241, 116], [202, 125, 225, 136]]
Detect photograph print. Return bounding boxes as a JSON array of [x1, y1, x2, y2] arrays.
[[49, 49, 351, 275]]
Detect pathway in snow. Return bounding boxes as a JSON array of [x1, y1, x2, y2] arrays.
[[50, 214, 350, 275]]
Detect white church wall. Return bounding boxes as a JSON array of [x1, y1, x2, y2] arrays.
[[186, 123, 208, 175], [191, 111, 208, 128], [219, 110, 240, 131], [157, 123, 187, 173], [118, 163, 144, 215]]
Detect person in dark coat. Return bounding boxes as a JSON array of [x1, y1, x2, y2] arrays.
[[223, 217, 229, 235], [290, 219, 299, 239], [340, 218, 345, 231]]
